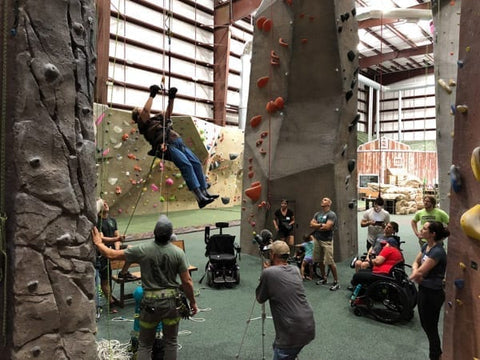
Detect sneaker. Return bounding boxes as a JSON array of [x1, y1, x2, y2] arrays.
[[118, 271, 137, 280], [315, 277, 327, 285], [329, 282, 340, 291]]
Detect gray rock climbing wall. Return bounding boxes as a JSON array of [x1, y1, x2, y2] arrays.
[[240, 0, 359, 261], [442, 1, 480, 358], [1, 0, 98, 359], [433, 0, 460, 211]]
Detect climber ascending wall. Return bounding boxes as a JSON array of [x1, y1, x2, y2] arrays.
[[131, 85, 219, 209]]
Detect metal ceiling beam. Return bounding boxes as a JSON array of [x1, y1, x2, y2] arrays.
[[95, 0, 110, 104], [213, 0, 260, 125], [359, 44, 433, 68]]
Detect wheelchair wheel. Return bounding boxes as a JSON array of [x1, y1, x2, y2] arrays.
[[366, 280, 411, 324], [206, 269, 213, 287]]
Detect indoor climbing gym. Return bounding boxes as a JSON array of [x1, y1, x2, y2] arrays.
[[0, 0, 479, 359]]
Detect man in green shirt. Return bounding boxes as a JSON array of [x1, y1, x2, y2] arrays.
[[411, 195, 449, 247]]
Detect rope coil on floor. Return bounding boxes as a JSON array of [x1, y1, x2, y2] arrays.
[[96, 339, 131, 360]]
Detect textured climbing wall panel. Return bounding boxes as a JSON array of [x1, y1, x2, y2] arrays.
[[240, 0, 359, 260], [3, 0, 98, 358], [95, 109, 243, 217], [433, 0, 461, 211], [442, 1, 480, 358]]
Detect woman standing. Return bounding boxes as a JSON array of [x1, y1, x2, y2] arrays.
[[273, 199, 295, 256], [410, 221, 449, 360]]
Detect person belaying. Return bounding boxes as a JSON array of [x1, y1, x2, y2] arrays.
[[132, 85, 218, 209]]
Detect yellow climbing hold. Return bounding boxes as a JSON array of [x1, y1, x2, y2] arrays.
[[471, 147, 480, 182], [460, 204, 480, 241], [438, 79, 452, 94], [459, 262, 466, 270]]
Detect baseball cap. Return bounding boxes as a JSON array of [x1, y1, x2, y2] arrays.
[[270, 241, 290, 256], [381, 237, 399, 247], [154, 215, 173, 240]]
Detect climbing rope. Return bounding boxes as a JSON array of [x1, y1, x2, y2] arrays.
[[0, 0, 11, 347]]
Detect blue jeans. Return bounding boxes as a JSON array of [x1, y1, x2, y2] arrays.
[[168, 138, 207, 191], [273, 345, 303, 360]]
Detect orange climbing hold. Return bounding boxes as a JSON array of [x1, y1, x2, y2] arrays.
[[301, 38, 308, 44], [245, 182, 262, 202], [274, 97, 284, 109], [260, 131, 268, 138], [122, 133, 129, 141], [248, 171, 254, 178], [127, 153, 137, 160], [134, 165, 142, 172], [115, 186, 122, 194], [257, 76, 269, 88], [266, 101, 277, 114], [279, 38, 288, 47], [256, 16, 267, 30], [262, 19, 272, 32], [250, 115, 262, 128]]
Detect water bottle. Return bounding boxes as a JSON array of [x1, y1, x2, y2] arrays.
[[350, 284, 362, 301]]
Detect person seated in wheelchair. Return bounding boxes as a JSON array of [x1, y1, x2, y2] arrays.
[[353, 221, 400, 273], [350, 237, 404, 288]]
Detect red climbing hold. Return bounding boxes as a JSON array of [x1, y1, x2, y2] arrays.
[[274, 97, 284, 110], [266, 101, 277, 114], [257, 76, 269, 88], [262, 19, 272, 32], [245, 183, 262, 202], [250, 115, 262, 128], [256, 16, 267, 30]]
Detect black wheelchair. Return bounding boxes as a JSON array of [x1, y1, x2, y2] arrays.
[[350, 262, 417, 324], [199, 222, 241, 288]]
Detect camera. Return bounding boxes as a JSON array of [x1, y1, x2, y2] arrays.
[[252, 229, 273, 252]]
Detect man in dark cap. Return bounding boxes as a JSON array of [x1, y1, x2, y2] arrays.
[[256, 241, 315, 360], [92, 215, 198, 360], [350, 236, 404, 287]]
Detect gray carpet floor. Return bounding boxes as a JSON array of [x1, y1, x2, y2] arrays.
[[96, 213, 438, 359]]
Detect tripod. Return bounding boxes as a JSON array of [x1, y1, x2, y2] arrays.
[[235, 249, 272, 360]]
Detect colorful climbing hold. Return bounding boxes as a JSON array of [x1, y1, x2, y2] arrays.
[[460, 204, 480, 241], [266, 101, 277, 113], [250, 115, 262, 128], [260, 131, 268, 139], [279, 38, 288, 47], [438, 79, 452, 94], [257, 76, 269, 88], [256, 16, 267, 30], [166, 178, 174, 186], [122, 133, 129, 141], [262, 19, 272, 32], [245, 182, 262, 202], [274, 97, 284, 110], [449, 165, 462, 192], [471, 147, 480, 182]]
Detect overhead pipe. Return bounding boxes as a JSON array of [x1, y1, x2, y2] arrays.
[[356, 8, 432, 22]]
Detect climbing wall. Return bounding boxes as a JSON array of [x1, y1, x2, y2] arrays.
[[433, 0, 461, 211], [240, 0, 359, 260], [95, 109, 243, 217], [442, 1, 480, 358], [1, 0, 98, 358]]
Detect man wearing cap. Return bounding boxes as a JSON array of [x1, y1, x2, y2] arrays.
[[92, 215, 198, 360], [351, 237, 404, 287], [256, 241, 315, 360]]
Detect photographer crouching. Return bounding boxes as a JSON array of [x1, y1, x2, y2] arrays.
[[256, 241, 315, 360]]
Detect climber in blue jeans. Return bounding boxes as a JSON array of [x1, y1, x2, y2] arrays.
[[132, 85, 218, 208]]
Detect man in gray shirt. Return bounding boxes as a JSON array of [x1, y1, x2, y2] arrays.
[[256, 241, 315, 359]]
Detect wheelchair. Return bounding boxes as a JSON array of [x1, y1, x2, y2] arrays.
[[350, 262, 417, 324], [199, 222, 241, 288]]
